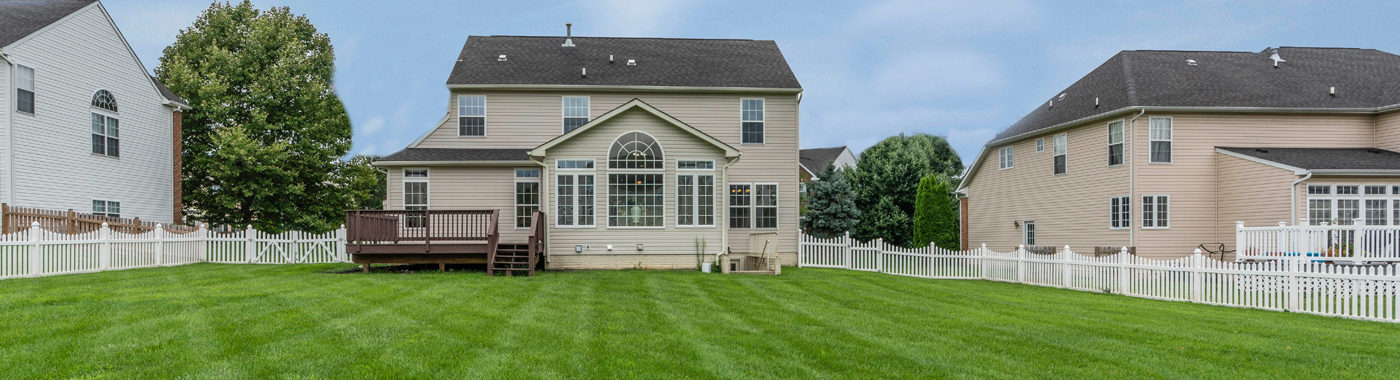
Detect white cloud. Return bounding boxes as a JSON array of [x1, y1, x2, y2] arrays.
[[360, 116, 386, 135], [579, 0, 697, 37]]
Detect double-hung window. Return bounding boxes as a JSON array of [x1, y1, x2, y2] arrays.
[[562, 96, 589, 133], [556, 160, 595, 227], [998, 146, 1014, 169], [1149, 117, 1172, 163], [515, 169, 541, 228], [91, 90, 119, 157], [1107, 120, 1124, 166], [403, 169, 429, 228], [729, 183, 777, 229], [741, 98, 765, 144], [16, 65, 35, 114], [1110, 196, 1130, 229], [1053, 133, 1067, 175], [1036, 138, 1044, 152], [1141, 195, 1169, 228], [458, 95, 486, 136], [677, 160, 716, 227], [92, 200, 120, 218]]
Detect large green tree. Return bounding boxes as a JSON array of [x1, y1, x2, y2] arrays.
[[800, 163, 860, 238], [850, 134, 963, 247], [157, 1, 358, 232]]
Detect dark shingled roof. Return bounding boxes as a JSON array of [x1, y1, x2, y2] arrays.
[[1219, 147, 1400, 171], [800, 146, 847, 173], [447, 35, 801, 89], [995, 47, 1400, 142], [379, 148, 531, 163], [0, 0, 97, 48], [150, 76, 186, 105]]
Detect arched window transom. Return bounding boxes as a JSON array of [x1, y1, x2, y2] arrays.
[[92, 90, 117, 112], [609, 132, 663, 169]]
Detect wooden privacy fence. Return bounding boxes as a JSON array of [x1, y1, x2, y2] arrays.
[[0, 222, 347, 280], [1, 203, 196, 235], [800, 232, 1400, 323]]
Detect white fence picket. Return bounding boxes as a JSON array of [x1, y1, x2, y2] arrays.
[[0, 223, 348, 280], [797, 232, 1400, 324]]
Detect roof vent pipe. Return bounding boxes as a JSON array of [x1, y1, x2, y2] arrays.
[[1269, 47, 1285, 68], [581, 67, 586, 78], [609, 54, 614, 64], [1330, 86, 1337, 96], [562, 23, 575, 47]]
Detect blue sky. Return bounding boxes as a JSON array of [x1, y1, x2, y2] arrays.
[[105, 0, 1400, 165]]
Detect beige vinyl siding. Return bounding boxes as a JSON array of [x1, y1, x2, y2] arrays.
[[1375, 111, 1400, 152], [966, 118, 1131, 253], [413, 90, 800, 259], [543, 108, 726, 269], [383, 165, 537, 242], [1214, 153, 1297, 256], [1132, 113, 1373, 257]]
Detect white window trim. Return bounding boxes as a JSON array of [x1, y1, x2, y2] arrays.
[[561, 95, 590, 134], [605, 171, 666, 230], [1148, 116, 1172, 164], [91, 108, 120, 158], [1036, 138, 1045, 152], [1141, 195, 1170, 229], [730, 182, 780, 230], [457, 94, 487, 138], [1053, 133, 1068, 175], [1109, 195, 1130, 230], [677, 162, 717, 228], [1306, 183, 1398, 226], [1107, 119, 1125, 167], [998, 146, 1014, 170], [91, 199, 121, 218], [740, 98, 766, 145], [514, 168, 542, 229], [1022, 220, 1036, 246], [555, 159, 597, 228], [402, 168, 430, 210], [15, 63, 36, 115]]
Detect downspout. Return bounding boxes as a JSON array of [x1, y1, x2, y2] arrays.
[[529, 156, 549, 265], [2, 50, 13, 206], [719, 155, 741, 262], [1290, 171, 1312, 224], [1126, 108, 1146, 247]]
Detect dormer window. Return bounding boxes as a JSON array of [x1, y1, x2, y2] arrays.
[[91, 90, 119, 157]]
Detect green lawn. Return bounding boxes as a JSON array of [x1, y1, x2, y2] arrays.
[[1, 265, 1397, 379]]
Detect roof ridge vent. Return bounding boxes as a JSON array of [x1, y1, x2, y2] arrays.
[[498, 54, 507, 62], [626, 59, 636, 66], [1186, 59, 1197, 65], [562, 23, 575, 47]]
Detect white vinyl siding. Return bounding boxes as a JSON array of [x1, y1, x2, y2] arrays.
[[458, 95, 486, 136], [1053, 133, 1067, 175], [740, 98, 764, 144], [562, 96, 589, 133], [998, 146, 1013, 169], [1142, 195, 1169, 229], [1107, 120, 1124, 166], [1149, 117, 1172, 163]]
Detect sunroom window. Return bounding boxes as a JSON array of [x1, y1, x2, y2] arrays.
[[608, 132, 664, 227]]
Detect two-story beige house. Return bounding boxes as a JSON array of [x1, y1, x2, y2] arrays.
[[373, 33, 802, 270], [957, 47, 1400, 258]]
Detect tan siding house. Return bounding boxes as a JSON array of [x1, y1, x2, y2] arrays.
[[959, 47, 1400, 258], [373, 34, 802, 270]]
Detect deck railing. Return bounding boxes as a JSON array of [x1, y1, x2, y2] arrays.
[[345, 209, 500, 245], [1236, 219, 1400, 262]]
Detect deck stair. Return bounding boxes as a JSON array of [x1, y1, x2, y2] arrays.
[[489, 243, 535, 276]]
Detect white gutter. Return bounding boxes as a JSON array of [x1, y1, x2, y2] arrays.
[[529, 156, 550, 265], [446, 83, 803, 94], [372, 160, 533, 167], [1290, 171, 1312, 224], [1125, 109, 1145, 246], [719, 155, 742, 262], [2, 51, 12, 205]]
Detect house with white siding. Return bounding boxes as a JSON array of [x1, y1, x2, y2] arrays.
[[957, 47, 1400, 259], [359, 29, 802, 272], [0, 0, 188, 223]]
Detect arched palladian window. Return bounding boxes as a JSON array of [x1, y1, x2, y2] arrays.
[[90, 90, 119, 157], [609, 132, 663, 169], [91, 90, 118, 112], [608, 132, 664, 227]]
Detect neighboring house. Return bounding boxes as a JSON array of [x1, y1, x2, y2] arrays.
[[957, 47, 1400, 258], [1, 0, 188, 223], [799, 146, 857, 182], [374, 31, 802, 270]]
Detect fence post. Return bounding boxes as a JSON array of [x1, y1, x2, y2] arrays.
[[1118, 246, 1130, 295], [27, 221, 41, 276], [99, 222, 111, 270], [1190, 249, 1203, 303], [337, 224, 348, 263], [1287, 257, 1300, 312], [843, 232, 852, 269], [197, 223, 209, 262], [65, 209, 76, 234], [153, 224, 165, 266], [1062, 246, 1072, 287], [980, 243, 988, 280], [245, 225, 256, 263], [928, 241, 936, 277], [875, 238, 885, 273], [1015, 244, 1025, 283], [1235, 221, 1245, 259]]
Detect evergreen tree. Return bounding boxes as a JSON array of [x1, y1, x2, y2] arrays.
[[799, 163, 860, 238], [912, 175, 938, 246], [849, 134, 963, 247]]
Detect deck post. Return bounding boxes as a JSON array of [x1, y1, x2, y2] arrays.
[[362, 263, 370, 273]]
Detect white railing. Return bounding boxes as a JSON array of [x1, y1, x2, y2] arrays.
[[800, 232, 1400, 323], [0, 222, 347, 280], [1237, 219, 1400, 262]]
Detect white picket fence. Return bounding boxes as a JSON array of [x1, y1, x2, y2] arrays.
[[0, 222, 347, 280], [800, 233, 1400, 323]]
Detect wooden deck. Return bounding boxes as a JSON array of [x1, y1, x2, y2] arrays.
[[345, 209, 545, 275]]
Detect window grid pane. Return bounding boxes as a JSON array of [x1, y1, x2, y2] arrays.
[[557, 175, 575, 226], [698, 176, 715, 226], [755, 184, 778, 228], [516, 182, 540, 228], [608, 174, 663, 227], [1365, 199, 1387, 225], [1337, 199, 1360, 224], [1149, 118, 1172, 163], [578, 175, 595, 226], [729, 184, 751, 228], [609, 132, 664, 169], [678, 175, 695, 226], [1310, 199, 1332, 225]]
